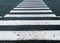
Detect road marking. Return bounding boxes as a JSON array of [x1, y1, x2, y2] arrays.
[[17, 5, 47, 7], [0, 30, 60, 40], [56, 16, 60, 18], [17, 2, 46, 5], [17, 4, 47, 7], [17, 2, 46, 6], [10, 10, 52, 13], [4, 14, 56, 17], [0, 20, 60, 25], [14, 8, 50, 9], [16, 6, 46, 8], [0, 16, 2, 18]]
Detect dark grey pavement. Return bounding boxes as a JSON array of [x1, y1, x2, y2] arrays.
[[43, 0, 60, 16], [0, 0, 23, 16]]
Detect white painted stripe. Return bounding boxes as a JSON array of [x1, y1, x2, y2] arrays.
[[14, 8, 50, 9], [16, 6, 48, 8], [16, 3, 47, 8], [17, 6, 48, 8], [17, 2, 46, 5], [56, 16, 60, 18], [10, 10, 52, 13], [4, 14, 56, 17], [17, 5, 47, 7], [0, 16, 2, 18], [0, 31, 60, 40], [22, 3, 45, 4], [0, 20, 60, 25]]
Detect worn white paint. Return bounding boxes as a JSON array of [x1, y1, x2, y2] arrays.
[[0, 16, 2, 18], [14, 8, 50, 9], [0, 31, 60, 40], [0, 20, 60, 25], [10, 10, 52, 13]]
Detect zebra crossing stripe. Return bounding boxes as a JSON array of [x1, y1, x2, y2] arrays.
[[0, 16, 2, 18], [0, 30, 60, 40], [18, 3, 47, 7], [10, 10, 52, 13], [17, 5, 48, 7], [56, 16, 60, 18], [4, 14, 56, 17], [0, 20, 60, 25], [14, 8, 50, 9]]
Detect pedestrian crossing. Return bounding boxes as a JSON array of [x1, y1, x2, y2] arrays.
[[0, 0, 60, 40], [4, 0, 56, 18]]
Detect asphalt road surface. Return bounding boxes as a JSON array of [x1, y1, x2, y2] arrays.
[[0, 0, 60, 43]]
